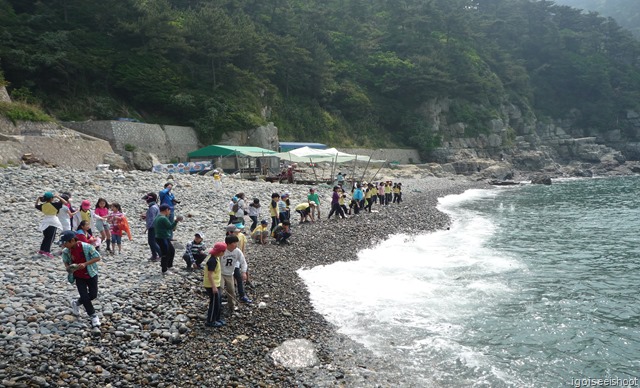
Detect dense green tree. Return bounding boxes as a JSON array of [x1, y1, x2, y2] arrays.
[[2, 0, 640, 156]]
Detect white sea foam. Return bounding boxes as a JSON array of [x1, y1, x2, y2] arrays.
[[298, 188, 524, 385]]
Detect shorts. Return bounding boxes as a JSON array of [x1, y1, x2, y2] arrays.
[[95, 219, 109, 232], [111, 234, 122, 245]]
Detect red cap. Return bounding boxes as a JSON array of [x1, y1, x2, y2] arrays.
[[81, 200, 91, 209], [209, 242, 227, 255]]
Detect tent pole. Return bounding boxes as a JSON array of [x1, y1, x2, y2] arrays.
[[370, 161, 386, 183], [360, 155, 372, 183], [350, 155, 358, 188], [329, 155, 337, 185], [310, 157, 318, 184]]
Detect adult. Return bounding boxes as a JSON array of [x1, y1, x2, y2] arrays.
[[183, 232, 207, 270], [153, 204, 183, 275], [159, 182, 177, 219], [352, 184, 364, 213], [59, 230, 102, 327], [35, 191, 67, 258], [142, 193, 161, 261]]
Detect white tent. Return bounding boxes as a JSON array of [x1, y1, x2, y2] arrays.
[[274, 146, 383, 163], [273, 146, 386, 184]]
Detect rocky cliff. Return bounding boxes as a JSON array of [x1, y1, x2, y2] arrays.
[[418, 98, 638, 179]]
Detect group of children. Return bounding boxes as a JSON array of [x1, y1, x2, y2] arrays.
[[35, 192, 131, 258], [36, 177, 403, 329]]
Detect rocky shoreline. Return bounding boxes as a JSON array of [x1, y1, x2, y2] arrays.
[[0, 166, 486, 387]]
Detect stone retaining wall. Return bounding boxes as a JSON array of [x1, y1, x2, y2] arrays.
[[0, 119, 116, 168], [62, 121, 200, 162]]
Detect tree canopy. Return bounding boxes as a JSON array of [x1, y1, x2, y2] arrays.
[[1, 0, 639, 158]]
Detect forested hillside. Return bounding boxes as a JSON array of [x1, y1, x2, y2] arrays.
[[1, 0, 640, 158], [552, 0, 640, 37]]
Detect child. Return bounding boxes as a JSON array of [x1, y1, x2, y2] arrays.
[[76, 220, 101, 249], [59, 230, 102, 327], [73, 200, 94, 236], [295, 201, 315, 223], [153, 204, 184, 275], [220, 235, 248, 315], [378, 182, 385, 206], [364, 184, 374, 212], [269, 193, 280, 232], [212, 169, 222, 191], [94, 198, 112, 253], [278, 193, 289, 223], [339, 192, 350, 215], [247, 198, 260, 232], [35, 191, 67, 258], [108, 202, 124, 255], [204, 242, 227, 328], [228, 196, 238, 225], [308, 188, 321, 220], [272, 220, 292, 245], [251, 220, 270, 244], [352, 184, 364, 213], [225, 225, 252, 304], [57, 193, 77, 231], [183, 232, 207, 270], [385, 181, 393, 205], [327, 186, 345, 219]]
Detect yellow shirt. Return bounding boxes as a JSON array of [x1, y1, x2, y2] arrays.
[[251, 225, 269, 239], [80, 209, 92, 222], [385, 185, 392, 194], [237, 232, 247, 253], [203, 255, 221, 288]]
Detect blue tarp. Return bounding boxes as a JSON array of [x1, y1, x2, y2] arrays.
[[279, 142, 327, 152]]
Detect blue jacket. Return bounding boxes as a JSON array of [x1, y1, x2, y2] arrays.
[[159, 188, 175, 210]]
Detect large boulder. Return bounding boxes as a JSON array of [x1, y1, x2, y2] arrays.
[[128, 150, 154, 171], [531, 174, 552, 185], [102, 152, 128, 170]]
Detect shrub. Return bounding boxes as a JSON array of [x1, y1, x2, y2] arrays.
[[124, 143, 137, 152], [0, 101, 53, 124]]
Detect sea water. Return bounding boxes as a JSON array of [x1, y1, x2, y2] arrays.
[[298, 177, 640, 387]]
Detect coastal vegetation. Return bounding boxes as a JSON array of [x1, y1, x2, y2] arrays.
[[1, 0, 640, 157]]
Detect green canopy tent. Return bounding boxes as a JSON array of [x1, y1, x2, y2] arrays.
[[188, 145, 277, 175]]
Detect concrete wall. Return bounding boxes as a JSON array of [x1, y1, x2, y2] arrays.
[[0, 119, 116, 168], [62, 121, 200, 163], [338, 148, 422, 164]]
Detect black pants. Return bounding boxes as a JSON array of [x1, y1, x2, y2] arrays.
[[233, 267, 246, 298], [183, 252, 207, 268], [75, 275, 98, 316], [156, 238, 175, 272], [275, 231, 291, 243], [40, 226, 58, 253], [327, 203, 345, 219], [249, 216, 258, 232], [385, 193, 392, 205], [205, 287, 221, 324], [271, 216, 278, 232], [365, 198, 373, 212], [147, 228, 161, 259]]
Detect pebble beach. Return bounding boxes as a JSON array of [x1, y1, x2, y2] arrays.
[[0, 165, 486, 387]]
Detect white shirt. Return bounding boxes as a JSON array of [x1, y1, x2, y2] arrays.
[[220, 248, 247, 276]]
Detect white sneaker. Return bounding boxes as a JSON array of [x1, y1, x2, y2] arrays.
[[91, 314, 101, 327], [70, 299, 79, 316]]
